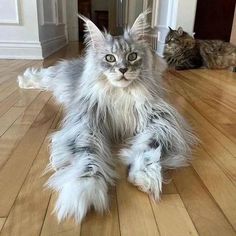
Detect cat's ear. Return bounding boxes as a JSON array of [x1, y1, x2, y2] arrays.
[[127, 9, 151, 40], [168, 26, 173, 32], [177, 27, 184, 36], [78, 14, 105, 48]]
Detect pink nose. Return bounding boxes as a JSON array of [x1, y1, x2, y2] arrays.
[[119, 68, 128, 74]]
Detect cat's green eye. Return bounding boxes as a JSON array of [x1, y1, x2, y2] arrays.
[[105, 54, 116, 63], [128, 52, 137, 61]]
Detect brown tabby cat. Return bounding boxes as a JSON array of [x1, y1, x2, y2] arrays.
[[164, 27, 236, 70]]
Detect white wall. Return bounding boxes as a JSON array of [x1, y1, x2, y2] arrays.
[[0, 0, 41, 59], [175, 0, 197, 34], [66, 0, 78, 41], [0, 0, 67, 59], [126, 0, 143, 25], [37, 0, 67, 58]]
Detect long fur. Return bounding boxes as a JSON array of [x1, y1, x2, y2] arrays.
[[164, 27, 236, 70], [18, 11, 196, 223]]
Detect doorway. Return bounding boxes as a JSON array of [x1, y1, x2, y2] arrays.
[[78, 0, 111, 41], [194, 0, 236, 41]]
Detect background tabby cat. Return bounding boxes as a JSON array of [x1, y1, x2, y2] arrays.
[[164, 27, 236, 70]]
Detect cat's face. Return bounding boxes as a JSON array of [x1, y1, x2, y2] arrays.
[[79, 10, 150, 88], [165, 27, 193, 47], [99, 36, 143, 88], [165, 27, 185, 48]]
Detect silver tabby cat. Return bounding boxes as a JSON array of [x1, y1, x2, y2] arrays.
[[18, 11, 195, 223]]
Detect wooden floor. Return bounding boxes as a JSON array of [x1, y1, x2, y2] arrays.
[[0, 43, 236, 236]]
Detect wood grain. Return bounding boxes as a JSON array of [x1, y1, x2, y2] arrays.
[[80, 187, 120, 236], [116, 164, 160, 236], [173, 167, 236, 236], [0, 97, 58, 217], [0, 92, 51, 168], [0, 107, 23, 136], [151, 194, 198, 236], [40, 194, 81, 236], [0, 218, 6, 232], [1, 139, 52, 236], [192, 148, 236, 230], [0, 44, 235, 235]]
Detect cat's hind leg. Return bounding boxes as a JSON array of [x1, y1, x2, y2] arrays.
[[47, 122, 117, 223]]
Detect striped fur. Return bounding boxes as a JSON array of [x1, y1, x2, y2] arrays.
[[17, 12, 196, 223], [164, 27, 236, 70]]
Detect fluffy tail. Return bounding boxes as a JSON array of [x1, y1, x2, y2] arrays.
[[17, 67, 51, 90], [17, 60, 79, 107]]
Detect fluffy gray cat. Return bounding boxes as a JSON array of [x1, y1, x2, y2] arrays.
[[18, 11, 195, 223]]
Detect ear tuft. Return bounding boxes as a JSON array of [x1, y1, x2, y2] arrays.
[[177, 27, 184, 36], [128, 9, 151, 40], [78, 14, 105, 48]]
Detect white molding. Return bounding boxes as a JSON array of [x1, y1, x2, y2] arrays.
[[41, 35, 67, 58], [124, 0, 129, 25], [151, 0, 159, 27], [0, 35, 67, 59], [55, 0, 64, 25], [0, 40, 40, 45], [38, 0, 56, 26], [156, 41, 165, 57], [143, 0, 148, 10], [0, 41, 43, 59], [66, 0, 78, 41], [0, 0, 20, 25], [116, 0, 122, 27]]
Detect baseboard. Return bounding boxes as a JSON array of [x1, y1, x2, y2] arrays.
[[0, 35, 68, 60], [0, 41, 43, 59], [41, 35, 67, 58]]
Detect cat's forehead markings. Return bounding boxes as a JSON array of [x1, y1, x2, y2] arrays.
[[111, 36, 130, 53]]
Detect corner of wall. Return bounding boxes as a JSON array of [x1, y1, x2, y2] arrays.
[[41, 35, 68, 58]]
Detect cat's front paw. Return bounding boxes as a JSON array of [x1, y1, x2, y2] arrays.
[[128, 161, 162, 200], [49, 176, 109, 223]]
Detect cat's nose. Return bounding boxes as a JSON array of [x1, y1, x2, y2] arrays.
[[119, 68, 128, 74]]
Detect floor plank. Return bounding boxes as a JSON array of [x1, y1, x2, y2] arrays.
[[192, 148, 236, 230], [165, 78, 236, 156], [0, 97, 58, 217], [116, 164, 160, 236], [0, 107, 23, 136], [173, 167, 236, 236], [80, 187, 120, 236], [0, 91, 19, 117], [0, 44, 236, 235], [0, 218, 6, 232], [0, 92, 51, 169], [40, 194, 81, 236], [151, 194, 199, 236], [1, 139, 52, 236]]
